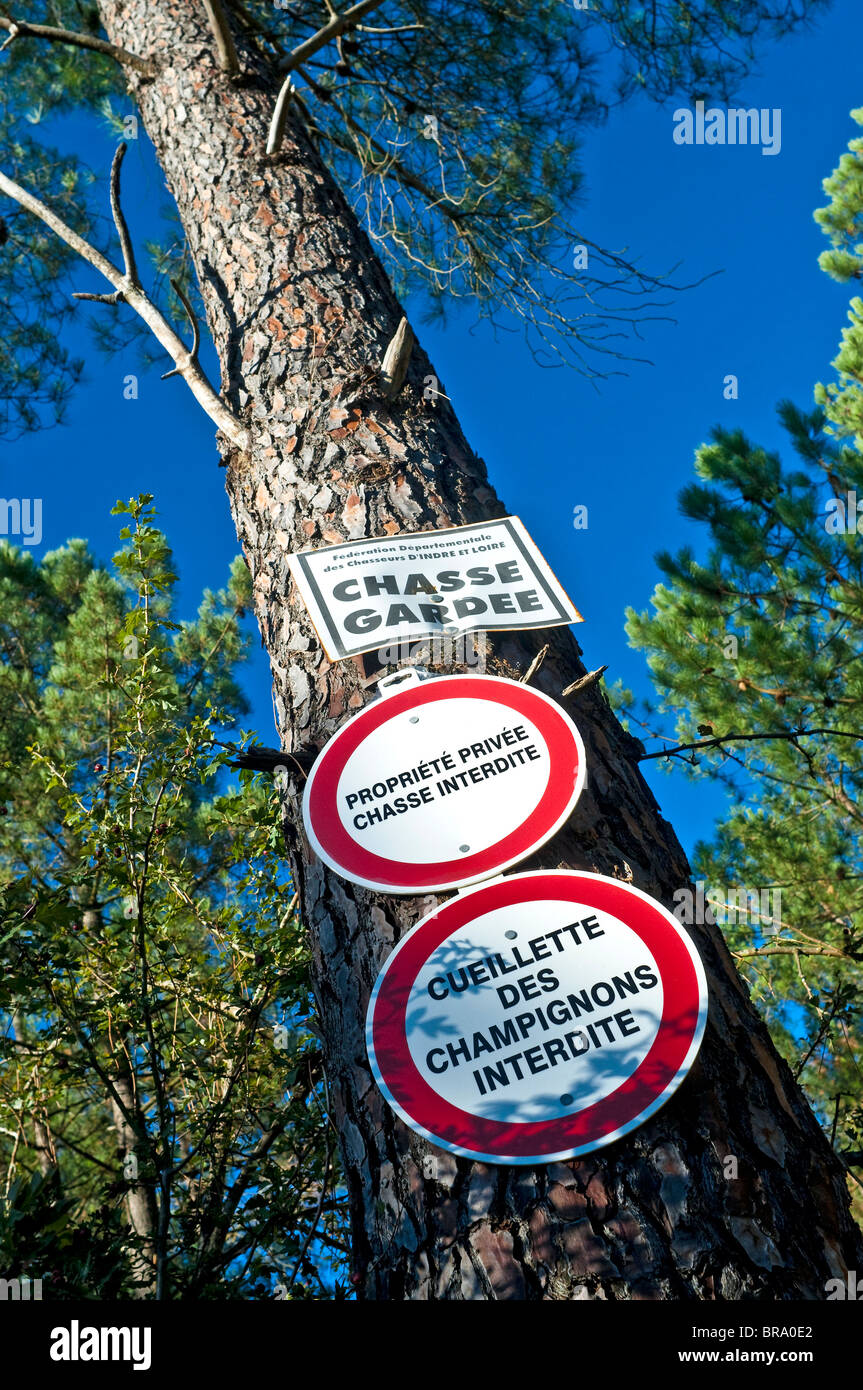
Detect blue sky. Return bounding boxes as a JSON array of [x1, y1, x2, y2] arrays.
[[3, 0, 861, 863]]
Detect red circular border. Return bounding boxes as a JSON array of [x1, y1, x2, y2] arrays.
[[306, 676, 582, 890], [369, 873, 704, 1158]]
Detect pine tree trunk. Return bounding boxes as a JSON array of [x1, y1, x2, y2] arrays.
[[97, 1, 861, 1299]]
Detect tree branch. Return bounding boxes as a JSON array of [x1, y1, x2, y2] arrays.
[[73, 145, 140, 305], [161, 278, 201, 380], [286, 1133, 330, 1294], [732, 943, 846, 962], [520, 644, 549, 685], [202, 0, 240, 75], [282, 0, 386, 74], [638, 727, 863, 762], [379, 314, 414, 398], [108, 143, 140, 289], [0, 162, 249, 450], [266, 75, 296, 156], [0, 15, 155, 75], [562, 665, 608, 698], [266, 0, 386, 153]]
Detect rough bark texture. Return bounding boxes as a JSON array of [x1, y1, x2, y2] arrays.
[[96, 0, 862, 1299]]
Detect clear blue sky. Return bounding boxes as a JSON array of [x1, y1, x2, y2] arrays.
[[4, 0, 861, 862]]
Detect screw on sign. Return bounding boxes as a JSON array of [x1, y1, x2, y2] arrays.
[[366, 871, 708, 1164], [302, 670, 587, 894]]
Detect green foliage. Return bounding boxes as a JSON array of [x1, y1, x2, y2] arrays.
[[232, 0, 827, 367], [0, 0, 830, 433], [0, 1, 123, 434], [590, 0, 825, 103], [0, 131, 90, 436], [0, 4, 203, 423], [0, 1171, 130, 1299], [0, 498, 348, 1298], [814, 107, 863, 454], [814, 107, 863, 284], [619, 109, 863, 1191]]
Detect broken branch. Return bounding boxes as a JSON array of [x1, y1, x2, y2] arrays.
[[202, 0, 240, 74], [0, 163, 249, 450], [562, 665, 608, 698], [266, 77, 296, 155], [72, 289, 124, 305], [520, 644, 549, 685], [379, 315, 414, 399]]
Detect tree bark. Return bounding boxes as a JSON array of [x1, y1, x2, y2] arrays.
[[95, 1, 862, 1299]]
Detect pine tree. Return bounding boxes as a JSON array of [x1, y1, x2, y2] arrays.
[[619, 107, 863, 1208], [0, 497, 345, 1298], [2, 1, 860, 1300]]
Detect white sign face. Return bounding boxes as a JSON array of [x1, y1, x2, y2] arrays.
[[367, 871, 708, 1165], [303, 673, 586, 894], [288, 516, 582, 661]]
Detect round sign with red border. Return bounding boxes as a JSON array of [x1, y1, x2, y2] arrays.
[[367, 871, 708, 1164], [303, 673, 586, 894]]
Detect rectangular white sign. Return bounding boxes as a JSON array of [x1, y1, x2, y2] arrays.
[[287, 517, 583, 661]]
